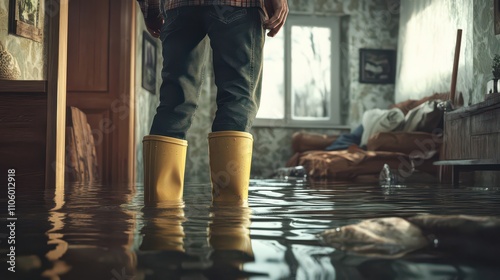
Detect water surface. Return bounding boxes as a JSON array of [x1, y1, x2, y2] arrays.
[[2, 180, 500, 279]]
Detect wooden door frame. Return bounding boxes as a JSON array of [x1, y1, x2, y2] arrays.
[[45, 0, 69, 190], [46, 0, 136, 188]]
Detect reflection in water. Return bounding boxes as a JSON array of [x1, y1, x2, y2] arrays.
[[207, 204, 254, 279], [1, 181, 500, 279], [137, 202, 189, 278], [136, 201, 256, 279]]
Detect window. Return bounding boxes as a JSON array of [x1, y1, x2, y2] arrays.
[[255, 16, 342, 128]]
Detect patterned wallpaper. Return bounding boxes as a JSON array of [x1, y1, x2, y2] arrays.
[[396, 0, 500, 105], [472, 0, 500, 104], [135, 6, 161, 184], [135, 0, 401, 183], [0, 0, 47, 80]]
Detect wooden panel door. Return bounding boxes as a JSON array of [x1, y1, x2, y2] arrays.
[[66, 0, 135, 183]]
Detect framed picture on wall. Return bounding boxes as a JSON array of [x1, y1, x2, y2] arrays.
[[495, 0, 500, 35], [359, 49, 396, 84], [142, 31, 157, 93], [9, 0, 44, 42]]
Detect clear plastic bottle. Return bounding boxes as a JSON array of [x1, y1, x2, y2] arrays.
[[379, 164, 401, 186]]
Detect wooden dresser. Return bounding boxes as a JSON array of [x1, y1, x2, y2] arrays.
[[438, 95, 500, 185], [0, 80, 48, 189]]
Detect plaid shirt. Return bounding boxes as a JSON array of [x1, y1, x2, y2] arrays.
[[137, 0, 265, 18]]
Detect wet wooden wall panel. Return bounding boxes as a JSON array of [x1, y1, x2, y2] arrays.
[[0, 81, 48, 189]]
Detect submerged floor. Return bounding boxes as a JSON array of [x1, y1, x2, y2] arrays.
[[2, 180, 500, 279]]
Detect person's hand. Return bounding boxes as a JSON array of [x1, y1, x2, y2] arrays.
[[144, 12, 164, 38], [264, 0, 289, 37]]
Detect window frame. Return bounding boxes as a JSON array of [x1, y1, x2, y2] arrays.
[[254, 15, 345, 129]]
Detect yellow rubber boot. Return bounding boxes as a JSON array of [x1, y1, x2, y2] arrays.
[[143, 135, 187, 204], [208, 131, 253, 203]]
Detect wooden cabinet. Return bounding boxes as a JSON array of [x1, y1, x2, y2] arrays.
[[0, 81, 48, 189], [441, 95, 500, 185]]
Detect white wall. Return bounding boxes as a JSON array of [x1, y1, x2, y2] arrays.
[[396, 0, 500, 105]]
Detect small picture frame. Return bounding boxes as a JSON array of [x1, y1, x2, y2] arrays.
[[142, 31, 157, 93], [495, 0, 500, 35], [359, 49, 396, 84], [9, 0, 44, 42]]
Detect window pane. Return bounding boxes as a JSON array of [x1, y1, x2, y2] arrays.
[[291, 26, 331, 120], [256, 32, 284, 119]]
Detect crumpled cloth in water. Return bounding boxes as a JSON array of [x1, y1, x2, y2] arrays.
[[321, 215, 500, 260], [321, 217, 428, 258]]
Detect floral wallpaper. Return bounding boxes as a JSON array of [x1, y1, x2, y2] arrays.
[[135, 0, 401, 183], [0, 0, 47, 80], [472, 0, 500, 104], [183, 61, 214, 184], [135, 6, 161, 184]]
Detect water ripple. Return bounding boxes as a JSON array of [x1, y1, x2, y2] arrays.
[[2, 181, 500, 279]]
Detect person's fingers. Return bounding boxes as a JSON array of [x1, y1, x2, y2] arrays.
[[265, 4, 288, 37], [264, 5, 285, 29], [264, 13, 279, 29], [267, 19, 285, 37]]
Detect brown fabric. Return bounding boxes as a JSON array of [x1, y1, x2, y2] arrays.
[[291, 132, 338, 153], [390, 99, 421, 116], [367, 132, 442, 155], [390, 92, 451, 115], [297, 145, 412, 179], [286, 152, 301, 167], [288, 92, 452, 180]]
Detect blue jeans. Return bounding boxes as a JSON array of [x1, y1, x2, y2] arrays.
[[150, 5, 265, 139]]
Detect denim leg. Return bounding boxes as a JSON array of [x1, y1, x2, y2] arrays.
[[205, 6, 265, 132], [150, 7, 209, 139]]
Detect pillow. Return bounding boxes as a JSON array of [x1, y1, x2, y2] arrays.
[[390, 99, 420, 115], [403, 100, 444, 133], [360, 108, 405, 146], [325, 125, 363, 151], [390, 92, 450, 115]]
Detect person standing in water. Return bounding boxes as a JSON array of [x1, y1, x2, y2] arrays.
[[137, 0, 288, 204]]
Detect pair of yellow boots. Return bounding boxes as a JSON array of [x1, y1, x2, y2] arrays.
[[143, 131, 253, 204]]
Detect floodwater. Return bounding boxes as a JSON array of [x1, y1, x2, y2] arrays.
[[2, 180, 500, 279]]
